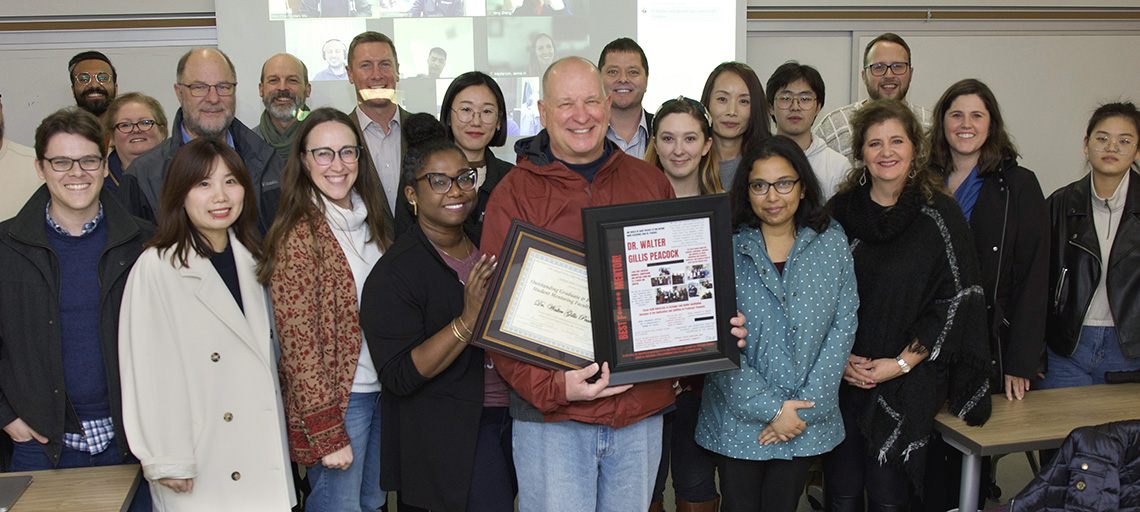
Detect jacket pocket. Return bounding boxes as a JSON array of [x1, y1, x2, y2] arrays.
[[1052, 268, 1068, 314]]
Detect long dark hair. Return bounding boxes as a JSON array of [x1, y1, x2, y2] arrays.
[[439, 71, 508, 149], [258, 107, 390, 284], [929, 78, 1018, 177], [147, 138, 261, 268], [730, 135, 829, 234], [644, 97, 722, 195], [700, 62, 771, 153], [836, 99, 945, 204], [1085, 101, 1140, 139]]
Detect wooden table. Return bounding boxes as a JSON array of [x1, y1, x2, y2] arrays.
[[934, 383, 1140, 512], [4, 464, 141, 512]]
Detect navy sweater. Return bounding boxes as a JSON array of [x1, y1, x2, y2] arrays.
[[46, 220, 112, 421]]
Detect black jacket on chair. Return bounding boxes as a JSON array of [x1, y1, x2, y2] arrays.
[[1008, 419, 1140, 511], [1046, 169, 1140, 359]]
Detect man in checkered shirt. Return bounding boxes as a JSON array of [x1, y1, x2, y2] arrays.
[[814, 33, 934, 167]]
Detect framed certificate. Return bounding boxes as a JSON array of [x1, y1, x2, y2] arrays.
[[472, 220, 596, 372], [582, 194, 740, 386]]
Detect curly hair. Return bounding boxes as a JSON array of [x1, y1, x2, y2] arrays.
[[835, 99, 946, 204]]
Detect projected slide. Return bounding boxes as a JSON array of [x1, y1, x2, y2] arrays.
[[255, 0, 736, 127]]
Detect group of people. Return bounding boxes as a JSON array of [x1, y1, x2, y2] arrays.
[[0, 26, 1136, 512]]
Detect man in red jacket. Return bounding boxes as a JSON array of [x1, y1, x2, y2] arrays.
[[482, 57, 743, 511]]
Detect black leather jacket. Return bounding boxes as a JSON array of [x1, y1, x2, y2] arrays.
[[1046, 170, 1140, 359]]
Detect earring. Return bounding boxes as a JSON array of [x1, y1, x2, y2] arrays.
[[411, 202, 417, 216], [908, 166, 917, 179], [858, 168, 868, 186]]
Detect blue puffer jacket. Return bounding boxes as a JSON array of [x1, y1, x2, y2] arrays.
[[1008, 420, 1140, 511], [696, 222, 858, 461]]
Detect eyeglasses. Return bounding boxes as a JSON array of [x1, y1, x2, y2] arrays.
[[178, 82, 237, 97], [452, 106, 499, 124], [75, 72, 112, 85], [1089, 135, 1137, 154], [114, 120, 157, 133], [864, 62, 910, 77], [748, 178, 801, 195], [417, 169, 478, 194], [43, 155, 104, 173], [774, 94, 817, 110], [308, 145, 363, 165]]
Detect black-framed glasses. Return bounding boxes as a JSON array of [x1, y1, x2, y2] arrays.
[[748, 178, 801, 195], [114, 120, 157, 133], [308, 145, 363, 165], [774, 94, 817, 110], [178, 82, 237, 97], [43, 155, 104, 173], [452, 106, 499, 124], [75, 72, 112, 85], [864, 62, 910, 77], [417, 169, 478, 194]]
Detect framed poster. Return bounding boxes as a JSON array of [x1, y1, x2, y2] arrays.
[[582, 194, 739, 386]]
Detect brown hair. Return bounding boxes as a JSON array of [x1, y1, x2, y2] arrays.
[[102, 92, 170, 142], [836, 99, 946, 204], [258, 108, 390, 284], [147, 138, 261, 268], [929, 79, 1018, 177], [348, 31, 398, 69], [863, 33, 911, 67], [644, 97, 723, 195], [34, 107, 106, 161]]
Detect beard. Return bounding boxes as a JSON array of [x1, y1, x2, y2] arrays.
[[74, 86, 113, 117], [262, 90, 304, 122], [183, 106, 235, 139]]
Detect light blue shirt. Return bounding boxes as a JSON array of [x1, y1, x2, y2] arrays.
[[605, 110, 650, 159]]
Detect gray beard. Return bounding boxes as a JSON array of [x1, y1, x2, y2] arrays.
[[184, 110, 235, 139], [264, 95, 303, 122]]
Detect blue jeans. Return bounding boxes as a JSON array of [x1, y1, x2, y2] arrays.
[[1041, 326, 1140, 389], [513, 415, 662, 512], [305, 391, 385, 512], [9, 435, 152, 512]]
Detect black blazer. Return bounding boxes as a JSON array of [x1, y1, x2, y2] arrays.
[[361, 223, 486, 511], [970, 159, 1050, 381]]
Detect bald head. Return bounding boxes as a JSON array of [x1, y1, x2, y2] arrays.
[[177, 48, 237, 83], [538, 56, 612, 164], [261, 53, 308, 86]]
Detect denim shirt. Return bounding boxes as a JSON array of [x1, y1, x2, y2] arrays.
[[696, 221, 858, 460]]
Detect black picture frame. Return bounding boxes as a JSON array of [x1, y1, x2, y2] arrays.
[[472, 220, 596, 372], [582, 194, 739, 386]]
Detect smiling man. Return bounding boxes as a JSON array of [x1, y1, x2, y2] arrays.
[[120, 47, 282, 233], [0, 108, 153, 511], [814, 33, 933, 166], [766, 61, 848, 199], [255, 53, 312, 163], [68, 51, 118, 117], [480, 56, 677, 511], [598, 38, 652, 158], [347, 31, 406, 239]]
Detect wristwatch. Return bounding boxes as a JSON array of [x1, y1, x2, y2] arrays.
[[896, 357, 911, 374]]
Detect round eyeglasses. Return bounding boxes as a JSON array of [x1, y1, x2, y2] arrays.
[[75, 72, 112, 85], [452, 106, 499, 124]]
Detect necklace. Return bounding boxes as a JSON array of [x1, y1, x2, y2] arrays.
[[432, 235, 472, 260]]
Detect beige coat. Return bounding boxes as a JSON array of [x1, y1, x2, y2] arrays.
[[119, 233, 295, 511]]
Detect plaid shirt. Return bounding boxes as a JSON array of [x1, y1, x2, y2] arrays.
[[63, 416, 115, 454], [45, 201, 104, 236], [813, 100, 933, 167]]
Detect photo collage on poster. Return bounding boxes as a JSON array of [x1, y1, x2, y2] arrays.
[[271, 0, 594, 127]]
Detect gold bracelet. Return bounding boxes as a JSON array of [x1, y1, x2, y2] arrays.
[[451, 319, 469, 343], [456, 315, 473, 336]]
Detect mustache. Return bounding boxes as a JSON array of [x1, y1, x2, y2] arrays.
[[272, 90, 298, 102]]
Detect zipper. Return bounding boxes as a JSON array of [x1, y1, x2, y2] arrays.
[[1052, 268, 1068, 312], [1104, 198, 1113, 240]]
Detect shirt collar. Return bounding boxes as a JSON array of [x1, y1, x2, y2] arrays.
[[181, 124, 235, 148], [355, 105, 401, 132], [605, 110, 650, 143], [45, 200, 104, 237]]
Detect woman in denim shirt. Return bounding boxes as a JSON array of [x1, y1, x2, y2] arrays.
[[696, 135, 858, 512]]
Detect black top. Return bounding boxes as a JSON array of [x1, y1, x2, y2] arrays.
[[210, 241, 244, 314]]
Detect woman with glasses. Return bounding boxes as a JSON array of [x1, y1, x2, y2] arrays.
[[259, 107, 391, 512], [701, 62, 772, 189], [822, 100, 991, 512], [119, 138, 294, 511], [1044, 101, 1140, 389], [360, 113, 506, 512], [439, 71, 512, 239], [642, 96, 724, 512], [695, 136, 857, 512], [102, 93, 168, 192]]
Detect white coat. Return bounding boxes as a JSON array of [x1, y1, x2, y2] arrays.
[[119, 232, 295, 511]]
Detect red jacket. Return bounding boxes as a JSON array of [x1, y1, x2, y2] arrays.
[[481, 134, 676, 429]]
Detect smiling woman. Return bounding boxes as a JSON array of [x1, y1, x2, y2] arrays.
[[102, 93, 168, 193]]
